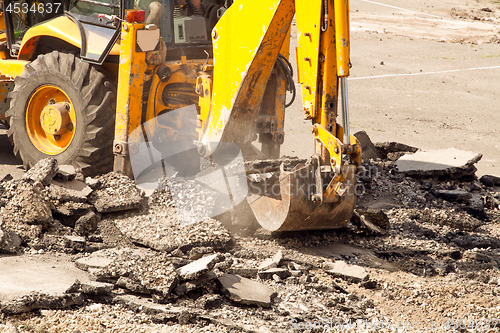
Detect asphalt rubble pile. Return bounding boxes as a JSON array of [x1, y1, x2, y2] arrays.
[[1, 131, 500, 332]]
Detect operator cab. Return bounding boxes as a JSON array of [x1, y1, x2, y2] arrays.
[[137, 0, 229, 60], [0, 0, 229, 62]]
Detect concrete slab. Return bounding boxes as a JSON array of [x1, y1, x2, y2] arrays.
[[395, 148, 482, 177], [0, 253, 92, 302], [218, 273, 276, 307]]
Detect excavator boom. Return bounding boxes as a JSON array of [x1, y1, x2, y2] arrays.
[[196, 0, 361, 231]]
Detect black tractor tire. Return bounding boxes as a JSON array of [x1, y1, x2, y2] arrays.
[[6, 51, 116, 176]]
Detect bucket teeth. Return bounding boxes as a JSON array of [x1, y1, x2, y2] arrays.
[[247, 158, 357, 232]]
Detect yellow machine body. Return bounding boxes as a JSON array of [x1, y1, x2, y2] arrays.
[[2, 0, 361, 232]]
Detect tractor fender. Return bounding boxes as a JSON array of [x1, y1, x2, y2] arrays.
[[18, 15, 120, 61]]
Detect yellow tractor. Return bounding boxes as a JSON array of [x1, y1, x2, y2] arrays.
[[0, 0, 361, 231]]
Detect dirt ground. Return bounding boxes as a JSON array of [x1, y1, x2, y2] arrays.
[[2, 0, 500, 332]]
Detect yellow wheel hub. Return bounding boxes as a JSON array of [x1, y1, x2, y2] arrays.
[[40, 103, 71, 135], [26, 85, 76, 155]]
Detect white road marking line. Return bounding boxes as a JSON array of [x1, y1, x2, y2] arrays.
[[349, 65, 500, 80], [293, 65, 500, 85], [357, 0, 444, 19]]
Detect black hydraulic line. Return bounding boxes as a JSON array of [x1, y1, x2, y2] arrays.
[[276, 54, 296, 108]]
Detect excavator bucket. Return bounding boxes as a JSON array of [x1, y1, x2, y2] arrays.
[[247, 160, 357, 232]]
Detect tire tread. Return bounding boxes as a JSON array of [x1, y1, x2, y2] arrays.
[[6, 51, 116, 176]]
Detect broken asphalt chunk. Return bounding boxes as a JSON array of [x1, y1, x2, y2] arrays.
[[114, 294, 195, 322], [466, 194, 486, 220], [195, 294, 223, 310], [114, 217, 233, 253], [485, 195, 500, 209], [395, 148, 482, 178], [323, 261, 369, 283], [354, 131, 381, 161], [374, 142, 419, 159], [64, 235, 86, 251], [54, 202, 93, 228], [356, 208, 389, 229], [351, 209, 388, 235], [227, 267, 258, 279], [137, 262, 178, 298], [0, 292, 85, 315], [80, 281, 114, 295], [177, 253, 221, 280], [0, 217, 21, 253], [84, 248, 179, 297], [432, 189, 472, 203], [88, 172, 143, 213], [480, 174, 500, 187], [0, 231, 21, 254], [74, 251, 113, 271], [174, 271, 218, 296], [23, 158, 58, 186], [217, 273, 276, 307], [2, 180, 52, 239], [53, 165, 77, 182], [0, 174, 13, 183], [258, 268, 291, 280], [49, 180, 92, 202], [258, 250, 283, 271], [116, 276, 151, 294], [74, 211, 101, 236], [85, 177, 101, 190]]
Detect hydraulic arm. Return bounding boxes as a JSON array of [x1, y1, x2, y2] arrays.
[[196, 0, 361, 231]]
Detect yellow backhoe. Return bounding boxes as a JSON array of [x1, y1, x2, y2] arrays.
[[0, 0, 361, 231]]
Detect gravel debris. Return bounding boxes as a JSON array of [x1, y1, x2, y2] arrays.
[[2, 138, 500, 332]]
